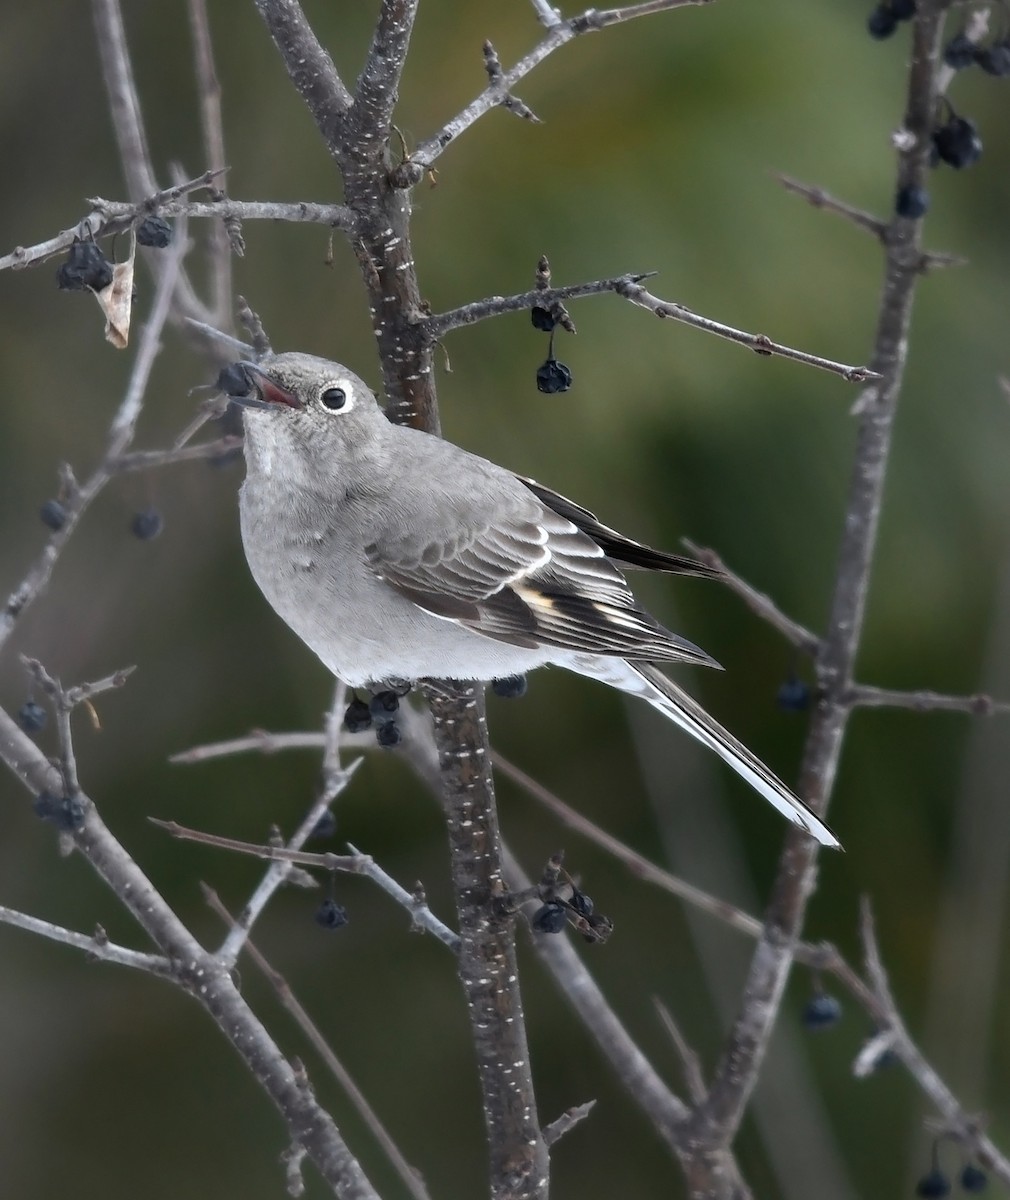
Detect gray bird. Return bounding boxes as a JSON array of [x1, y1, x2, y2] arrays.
[[232, 351, 838, 849]]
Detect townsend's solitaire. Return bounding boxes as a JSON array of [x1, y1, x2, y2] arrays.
[[231, 352, 837, 848]]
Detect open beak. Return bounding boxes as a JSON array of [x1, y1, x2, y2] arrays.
[[227, 361, 302, 410]]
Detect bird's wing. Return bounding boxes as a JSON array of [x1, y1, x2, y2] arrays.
[[364, 488, 717, 666], [516, 475, 723, 579]]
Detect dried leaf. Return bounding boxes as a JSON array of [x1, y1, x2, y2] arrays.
[[93, 232, 136, 349]]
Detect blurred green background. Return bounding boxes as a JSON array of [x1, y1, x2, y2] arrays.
[[1, 2, 1008, 1197]]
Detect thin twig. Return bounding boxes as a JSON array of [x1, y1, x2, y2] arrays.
[[0, 906, 171, 975], [399, 0, 713, 175], [846, 684, 1010, 716], [216, 717, 360, 967], [110, 436, 244, 473], [542, 1101, 597, 1146], [681, 540, 822, 655], [775, 174, 887, 239], [653, 999, 707, 1104], [423, 273, 655, 337], [186, 0, 234, 320], [205, 886, 434, 1200], [616, 279, 878, 382], [92, 0, 157, 199], [152, 816, 460, 950], [170, 729, 328, 764]]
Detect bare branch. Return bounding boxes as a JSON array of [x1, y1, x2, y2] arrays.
[[859, 901, 1010, 1187], [205, 887, 434, 1200], [690, 7, 954, 1167], [847, 684, 1010, 716], [616, 278, 878, 381], [422, 682, 549, 1198], [425, 271, 873, 381], [0, 906, 171, 976], [681, 540, 821, 655], [0, 706, 380, 1197], [0, 171, 223, 272], [1, 195, 355, 275]]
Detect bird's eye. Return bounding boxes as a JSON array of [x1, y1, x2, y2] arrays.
[[320, 387, 347, 411]]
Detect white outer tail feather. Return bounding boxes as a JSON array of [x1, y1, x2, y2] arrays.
[[560, 655, 840, 849]]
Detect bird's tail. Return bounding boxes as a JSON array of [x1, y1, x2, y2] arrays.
[[560, 655, 840, 849]]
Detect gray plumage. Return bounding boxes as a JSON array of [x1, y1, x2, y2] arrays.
[[235, 351, 838, 849]]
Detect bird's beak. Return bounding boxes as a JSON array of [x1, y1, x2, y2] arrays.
[[233, 361, 302, 410]]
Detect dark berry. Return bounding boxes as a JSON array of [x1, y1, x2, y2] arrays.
[[933, 116, 983, 169], [890, 0, 915, 19], [531, 306, 556, 332], [895, 184, 929, 219], [492, 674, 528, 698], [375, 722, 402, 748], [39, 499, 67, 531], [33, 791, 86, 832], [943, 33, 977, 69], [802, 993, 842, 1030], [130, 508, 164, 540], [776, 678, 810, 712], [343, 698, 372, 733], [216, 363, 252, 397], [915, 1169, 951, 1198], [310, 810, 337, 839], [536, 358, 573, 395], [17, 701, 47, 734], [369, 691, 399, 723], [975, 42, 1010, 76], [314, 898, 349, 930], [960, 1165, 988, 1193], [867, 5, 897, 39], [531, 901, 568, 934], [136, 215, 172, 248], [56, 241, 114, 292], [569, 889, 594, 918]]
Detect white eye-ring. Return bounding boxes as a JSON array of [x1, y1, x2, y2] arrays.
[[319, 386, 348, 411]]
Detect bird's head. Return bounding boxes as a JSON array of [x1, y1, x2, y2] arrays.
[[226, 352, 390, 478]]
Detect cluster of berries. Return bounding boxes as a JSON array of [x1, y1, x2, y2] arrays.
[[343, 688, 408, 748], [944, 28, 1010, 76], [530, 306, 573, 395], [55, 216, 172, 292], [915, 1144, 988, 1196], [866, 6, 1001, 221]]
